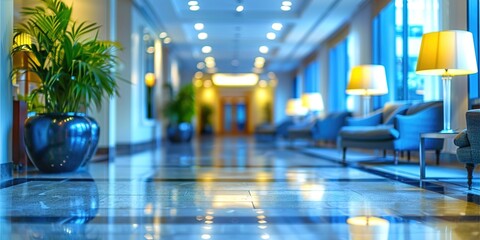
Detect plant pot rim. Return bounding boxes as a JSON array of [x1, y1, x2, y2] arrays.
[[31, 112, 88, 117]]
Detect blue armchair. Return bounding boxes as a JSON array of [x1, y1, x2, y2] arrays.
[[285, 111, 351, 144], [454, 110, 480, 190], [339, 101, 444, 164]]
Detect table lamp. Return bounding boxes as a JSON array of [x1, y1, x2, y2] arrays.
[[301, 93, 324, 117], [346, 65, 388, 115], [416, 30, 478, 133], [285, 98, 307, 117]]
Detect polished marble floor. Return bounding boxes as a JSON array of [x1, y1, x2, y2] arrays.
[[1, 136, 480, 239]]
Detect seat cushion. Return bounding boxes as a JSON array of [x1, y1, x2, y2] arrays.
[[340, 125, 399, 141]]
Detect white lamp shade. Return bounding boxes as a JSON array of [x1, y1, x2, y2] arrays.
[[301, 93, 324, 111], [416, 30, 478, 76], [346, 65, 388, 96], [285, 98, 308, 116]]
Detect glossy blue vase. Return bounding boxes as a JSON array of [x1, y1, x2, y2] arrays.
[[24, 113, 100, 173]]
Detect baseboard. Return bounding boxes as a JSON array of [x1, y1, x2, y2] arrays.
[[0, 162, 13, 182], [116, 139, 160, 156], [93, 139, 160, 161], [93, 147, 115, 162]]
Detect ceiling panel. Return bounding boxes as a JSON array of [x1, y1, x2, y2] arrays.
[[140, 0, 366, 74]]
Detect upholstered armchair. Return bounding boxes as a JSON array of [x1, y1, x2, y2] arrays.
[[255, 119, 294, 140], [454, 110, 480, 190], [339, 101, 444, 164], [285, 111, 351, 144]]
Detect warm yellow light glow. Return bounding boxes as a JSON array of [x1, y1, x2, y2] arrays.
[[146, 46, 155, 54], [212, 73, 259, 86], [416, 30, 478, 76], [347, 216, 390, 240], [301, 93, 324, 111], [258, 80, 268, 88], [163, 37, 171, 44], [205, 57, 215, 63], [346, 65, 388, 96], [194, 79, 203, 88], [285, 98, 307, 116], [203, 79, 213, 88], [206, 61, 216, 68], [254, 62, 264, 68], [144, 73, 156, 87], [195, 71, 204, 79]]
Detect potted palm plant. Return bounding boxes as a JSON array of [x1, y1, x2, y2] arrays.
[[10, 0, 120, 173], [163, 83, 196, 142]]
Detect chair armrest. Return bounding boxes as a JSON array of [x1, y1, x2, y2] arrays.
[[346, 110, 382, 126], [454, 129, 470, 147]]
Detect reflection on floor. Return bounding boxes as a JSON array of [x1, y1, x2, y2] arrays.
[[1, 136, 479, 239]]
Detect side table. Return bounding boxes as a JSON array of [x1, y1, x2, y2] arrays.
[[419, 132, 458, 180]]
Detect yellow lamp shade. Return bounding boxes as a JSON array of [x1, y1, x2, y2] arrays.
[[301, 93, 324, 111], [346, 65, 388, 96], [144, 73, 156, 87], [416, 30, 478, 76], [285, 98, 308, 116]]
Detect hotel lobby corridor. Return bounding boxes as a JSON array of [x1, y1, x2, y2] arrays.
[[1, 136, 480, 239]]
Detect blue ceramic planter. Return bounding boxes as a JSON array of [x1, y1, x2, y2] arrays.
[[24, 113, 99, 173]]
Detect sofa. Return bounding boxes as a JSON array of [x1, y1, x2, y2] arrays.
[[285, 111, 352, 144], [454, 109, 480, 190], [255, 119, 294, 140], [339, 101, 444, 164]]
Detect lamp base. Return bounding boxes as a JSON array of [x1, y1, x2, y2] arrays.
[[439, 129, 456, 134]]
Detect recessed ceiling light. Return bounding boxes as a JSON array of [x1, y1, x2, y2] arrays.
[[236, 5, 244, 12], [194, 23, 204, 30], [146, 46, 155, 54], [198, 32, 208, 40], [159, 32, 167, 38], [281, 5, 291, 11], [205, 56, 215, 63], [206, 61, 216, 68], [188, 1, 198, 6], [259, 46, 269, 54], [163, 37, 171, 44], [266, 32, 276, 40], [272, 23, 283, 31], [282, 1, 292, 7], [190, 5, 200, 11], [202, 46, 212, 53], [197, 62, 206, 69], [195, 71, 204, 79]]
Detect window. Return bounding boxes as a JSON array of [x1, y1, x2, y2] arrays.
[[304, 61, 320, 93], [373, 0, 440, 103], [468, 0, 479, 104], [328, 39, 349, 111], [143, 32, 155, 121]]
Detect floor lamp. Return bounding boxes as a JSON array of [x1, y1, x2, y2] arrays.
[[346, 65, 388, 116], [416, 30, 478, 133]]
